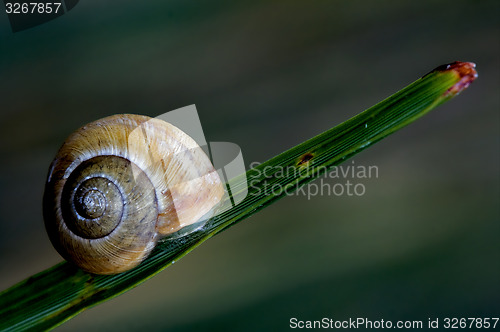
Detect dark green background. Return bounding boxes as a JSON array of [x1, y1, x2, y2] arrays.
[[0, 1, 498, 331]]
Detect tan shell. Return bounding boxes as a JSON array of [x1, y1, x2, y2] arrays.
[[43, 114, 224, 274]]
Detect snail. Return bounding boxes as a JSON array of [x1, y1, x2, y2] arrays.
[[43, 114, 224, 275]]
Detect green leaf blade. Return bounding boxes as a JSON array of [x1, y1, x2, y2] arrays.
[[0, 61, 477, 331]]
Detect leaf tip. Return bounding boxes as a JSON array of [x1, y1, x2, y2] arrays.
[[433, 61, 478, 97]]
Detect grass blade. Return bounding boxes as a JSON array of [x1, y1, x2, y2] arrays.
[[0, 61, 477, 331]]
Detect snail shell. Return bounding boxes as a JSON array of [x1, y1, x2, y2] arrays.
[[43, 114, 224, 274]]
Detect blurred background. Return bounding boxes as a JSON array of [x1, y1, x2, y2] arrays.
[[0, 1, 498, 331]]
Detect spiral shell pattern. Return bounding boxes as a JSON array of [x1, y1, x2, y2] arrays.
[[43, 114, 224, 274]]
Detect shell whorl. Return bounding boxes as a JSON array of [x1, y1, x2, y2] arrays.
[[44, 114, 224, 274]]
